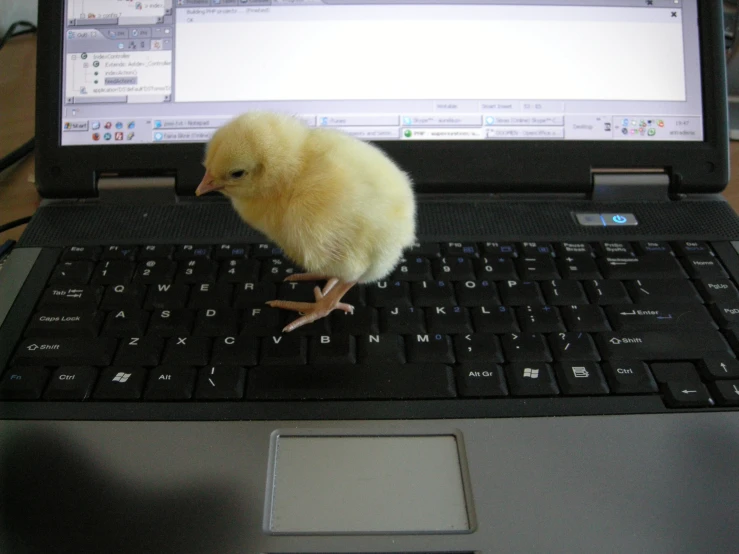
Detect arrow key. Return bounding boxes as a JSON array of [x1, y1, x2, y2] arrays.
[[698, 357, 739, 380], [663, 381, 713, 408], [708, 380, 739, 406]]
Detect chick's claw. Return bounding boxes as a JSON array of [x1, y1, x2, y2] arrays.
[[266, 280, 356, 332]]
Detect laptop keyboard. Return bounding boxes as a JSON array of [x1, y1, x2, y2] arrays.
[[3, 240, 739, 410]]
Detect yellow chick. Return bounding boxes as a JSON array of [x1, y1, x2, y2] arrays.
[[195, 111, 417, 332]]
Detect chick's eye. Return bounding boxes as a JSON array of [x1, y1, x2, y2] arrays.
[[230, 170, 246, 179]]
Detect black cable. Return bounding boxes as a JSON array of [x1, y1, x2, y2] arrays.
[[0, 216, 32, 234], [0, 20, 38, 173]]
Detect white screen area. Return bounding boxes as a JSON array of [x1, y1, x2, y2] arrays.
[[175, 6, 686, 103]]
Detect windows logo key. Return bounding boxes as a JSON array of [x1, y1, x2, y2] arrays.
[[112, 372, 131, 383], [523, 367, 540, 379]]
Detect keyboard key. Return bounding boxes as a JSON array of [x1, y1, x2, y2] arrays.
[[561, 305, 611, 332], [662, 382, 713, 408], [234, 282, 277, 307], [144, 283, 189, 309], [475, 257, 517, 281], [134, 259, 176, 284], [218, 259, 260, 283], [625, 279, 702, 304], [251, 243, 283, 258], [24, 309, 103, 338], [433, 257, 475, 281], [101, 308, 149, 337], [331, 307, 379, 335], [455, 280, 499, 307], [356, 334, 405, 363], [12, 338, 117, 367], [144, 367, 197, 400], [93, 367, 147, 399], [499, 281, 544, 306], [114, 336, 163, 366], [148, 309, 194, 337], [697, 357, 739, 380], [101, 283, 145, 309], [241, 306, 281, 336], [504, 362, 559, 396], [472, 306, 519, 333], [443, 242, 478, 256], [310, 334, 356, 364], [595, 241, 635, 257], [596, 330, 731, 359], [481, 242, 517, 257], [682, 254, 729, 279], [548, 331, 600, 361], [557, 253, 601, 280], [40, 285, 103, 309], [540, 280, 588, 305], [174, 245, 212, 260], [213, 244, 250, 260], [280, 311, 331, 336], [188, 283, 233, 309], [195, 366, 246, 400], [101, 245, 138, 261], [520, 242, 555, 258], [600, 253, 685, 280], [43, 366, 97, 400], [649, 362, 701, 384], [367, 281, 411, 307], [381, 306, 425, 334], [261, 258, 302, 281], [139, 245, 174, 260], [696, 279, 739, 304], [406, 242, 441, 257], [673, 241, 712, 257], [554, 362, 608, 395], [516, 256, 559, 280], [176, 259, 218, 284], [501, 333, 552, 362], [453, 333, 504, 363], [210, 336, 259, 366], [246, 364, 455, 400], [162, 336, 211, 366], [606, 304, 715, 331], [260, 335, 307, 365], [61, 246, 101, 261], [49, 261, 94, 285], [277, 282, 319, 303], [426, 305, 473, 334], [192, 308, 239, 337], [455, 363, 508, 397], [637, 241, 673, 255], [0, 367, 49, 399], [601, 360, 657, 393], [555, 242, 593, 256], [516, 305, 565, 333], [708, 380, 739, 406], [584, 280, 631, 305], [411, 281, 456, 307], [407, 334, 455, 363], [391, 257, 433, 281]]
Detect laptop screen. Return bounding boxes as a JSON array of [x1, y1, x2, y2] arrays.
[[59, 0, 702, 146]]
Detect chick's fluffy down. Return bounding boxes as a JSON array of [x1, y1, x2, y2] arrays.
[[208, 113, 417, 284]]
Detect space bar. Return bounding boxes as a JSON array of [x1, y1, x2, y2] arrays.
[[246, 364, 456, 400]]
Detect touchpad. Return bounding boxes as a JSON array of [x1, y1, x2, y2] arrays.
[[266, 434, 472, 534]]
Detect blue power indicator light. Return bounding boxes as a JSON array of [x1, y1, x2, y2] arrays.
[[612, 215, 628, 224]]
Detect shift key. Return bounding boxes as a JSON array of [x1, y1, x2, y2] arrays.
[[596, 331, 732, 359], [12, 338, 117, 367]]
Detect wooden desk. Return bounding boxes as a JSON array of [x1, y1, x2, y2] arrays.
[[3, 35, 739, 244]]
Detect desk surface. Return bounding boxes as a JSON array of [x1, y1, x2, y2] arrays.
[[3, 36, 739, 244]]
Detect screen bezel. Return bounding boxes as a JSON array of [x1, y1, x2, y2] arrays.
[[35, 0, 729, 198]]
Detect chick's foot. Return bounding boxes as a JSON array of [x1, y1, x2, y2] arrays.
[[267, 280, 356, 332]]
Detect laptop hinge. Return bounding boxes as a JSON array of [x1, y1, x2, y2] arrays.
[[96, 175, 176, 203], [590, 168, 674, 201]]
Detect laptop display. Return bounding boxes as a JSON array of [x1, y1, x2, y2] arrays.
[[60, 0, 703, 146]]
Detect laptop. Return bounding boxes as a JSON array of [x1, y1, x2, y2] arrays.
[[1, 0, 738, 551]]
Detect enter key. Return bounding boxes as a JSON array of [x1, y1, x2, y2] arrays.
[[606, 304, 717, 331]]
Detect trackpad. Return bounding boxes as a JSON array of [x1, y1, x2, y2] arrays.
[[267, 434, 472, 534]]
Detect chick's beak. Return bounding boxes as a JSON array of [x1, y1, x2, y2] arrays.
[[195, 170, 223, 196]]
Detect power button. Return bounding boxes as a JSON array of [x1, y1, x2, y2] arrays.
[[602, 213, 638, 226]]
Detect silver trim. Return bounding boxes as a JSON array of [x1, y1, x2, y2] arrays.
[[0, 248, 41, 330]]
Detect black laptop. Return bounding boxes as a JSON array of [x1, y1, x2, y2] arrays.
[[2, 0, 738, 552]]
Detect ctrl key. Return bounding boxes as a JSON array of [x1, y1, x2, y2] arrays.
[[0, 367, 49, 399], [44, 366, 98, 400]]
